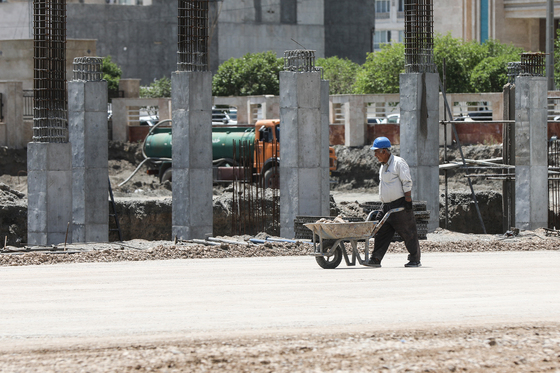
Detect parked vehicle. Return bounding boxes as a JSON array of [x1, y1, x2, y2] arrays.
[[367, 117, 383, 124], [143, 119, 337, 188], [212, 109, 231, 125], [381, 114, 400, 124]]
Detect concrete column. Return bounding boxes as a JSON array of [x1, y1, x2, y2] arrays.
[[27, 142, 73, 246], [111, 99, 127, 142], [171, 71, 213, 240], [515, 76, 548, 230], [0, 81, 24, 148], [118, 79, 140, 98], [279, 71, 330, 238], [68, 80, 109, 243], [399, 73, 440, 232], [343, 96, 366, 147]]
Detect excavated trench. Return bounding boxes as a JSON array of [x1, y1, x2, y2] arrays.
[[0, 142, 516, 245]]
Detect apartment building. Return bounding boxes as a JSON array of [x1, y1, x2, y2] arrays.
[[375, 0, 559, 53]]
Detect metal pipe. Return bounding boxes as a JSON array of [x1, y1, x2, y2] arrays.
[[546, 0, 555, 90]]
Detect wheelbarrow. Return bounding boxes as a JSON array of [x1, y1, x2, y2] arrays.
[[304, 207, 404, 269]]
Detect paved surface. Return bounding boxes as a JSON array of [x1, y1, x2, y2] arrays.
[[0, 251, 559, 346]]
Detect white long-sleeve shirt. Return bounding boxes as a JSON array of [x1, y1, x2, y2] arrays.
[[378, 154, 413, 203]]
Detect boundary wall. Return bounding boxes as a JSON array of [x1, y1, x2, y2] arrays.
[[6, 90, 560, 147]]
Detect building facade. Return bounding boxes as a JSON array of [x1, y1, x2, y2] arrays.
[[0, 0, 375, 84], [375, 0, 559, 53]]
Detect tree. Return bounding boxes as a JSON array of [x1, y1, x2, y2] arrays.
[[140, 77, 171, 98], [101, 56, 122, 99], [353, 43, 405, 94], [554, 29, 560, 88], [470, 53, 520, 93], [316, 56, 360, 95], [354, 34, 524, 94], [212, 51, 284, 96]]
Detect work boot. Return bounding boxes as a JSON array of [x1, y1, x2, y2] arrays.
[[404, 261, 421, 267], [366, 257, 381, 268]]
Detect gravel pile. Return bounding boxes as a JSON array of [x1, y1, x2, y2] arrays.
[[1, 324, 558, 372], [0, 183, 26, 206], [1, 229, 558, 267]]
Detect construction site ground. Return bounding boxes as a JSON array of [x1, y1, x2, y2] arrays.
[[1, 143, 559, 372]]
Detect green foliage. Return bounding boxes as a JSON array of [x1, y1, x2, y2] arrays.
[[140, 77, 171, 98], [212, 51, 284, 96], [353, 34, 523, 94], [101, 56, 122, 99], [470, 53, 520, 92], [316, 56, 360, 94], [353, 43, 405, 94], [434, 34, 523, 93], [554, 29, 560, 88]]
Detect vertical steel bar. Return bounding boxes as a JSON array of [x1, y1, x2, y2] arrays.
[[33, 0, 67, 143], [177, 0, 209, 72]]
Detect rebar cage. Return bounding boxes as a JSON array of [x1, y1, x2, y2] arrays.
[[33, 0, 67, 143], [177, 0, 209, 72], [73, 57, 103, 82], [283, 50, 320, 73], [520, 52, 546, 77], [404, 0, 435, 74]]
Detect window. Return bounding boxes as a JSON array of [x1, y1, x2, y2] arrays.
[[376, 0, 390, 13], [398, 0, 404, 12], [398, 30, 404, 43], [374, 30, 391, 50]]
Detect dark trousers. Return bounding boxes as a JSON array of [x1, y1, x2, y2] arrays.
[[372, 198, 421, 262]]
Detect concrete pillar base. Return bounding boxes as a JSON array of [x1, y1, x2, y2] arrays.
[[399, 73, 440, 232], [279, 72, 330, 238], [69, 80, 109, 243], [515, 76, 548, 230], [27, 142, 73, 246], [171, 71, 213, 240]]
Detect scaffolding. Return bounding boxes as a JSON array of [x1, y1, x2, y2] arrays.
[[33, 0, 67, 143], [177, 0, 209, 72]]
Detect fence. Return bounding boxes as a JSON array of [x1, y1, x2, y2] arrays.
[[23, 90, 33, 119], [549, 139, 560, 229]]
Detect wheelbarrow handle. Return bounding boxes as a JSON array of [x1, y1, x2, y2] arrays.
[[370, 207, 405, 237]]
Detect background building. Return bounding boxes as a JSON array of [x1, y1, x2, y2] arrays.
[[376, 0, 559, 53], [0, 0, 375, 85]]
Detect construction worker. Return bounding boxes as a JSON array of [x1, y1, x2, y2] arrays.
[[368, 137, 422, 268]]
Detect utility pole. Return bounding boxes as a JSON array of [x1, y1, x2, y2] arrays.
[[546, 0, 555, 91]]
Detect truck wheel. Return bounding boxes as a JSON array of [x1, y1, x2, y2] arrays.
[[263, 168, 279, 189], [161, 168, 172, 183], [315, 241, 343, 269]]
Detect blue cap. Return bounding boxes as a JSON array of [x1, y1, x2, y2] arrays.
[[371, 137, 391, 150]]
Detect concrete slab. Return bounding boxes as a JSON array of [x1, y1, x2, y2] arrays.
[[0, 251, 558, 341]]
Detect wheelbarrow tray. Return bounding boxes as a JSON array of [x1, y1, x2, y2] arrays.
[[304, 221, 378, 240]]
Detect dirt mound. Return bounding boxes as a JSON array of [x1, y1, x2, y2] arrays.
[[333, 143, 504, 191]]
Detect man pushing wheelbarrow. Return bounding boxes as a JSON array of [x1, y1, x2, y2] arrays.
[[305, 137, 422, 269], [367, 136, 422, 268]]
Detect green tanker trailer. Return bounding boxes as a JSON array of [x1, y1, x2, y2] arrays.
[[141, 119, 336, 188]]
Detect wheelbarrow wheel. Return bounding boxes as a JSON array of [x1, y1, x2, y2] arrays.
[[315, 240, 343, 269]]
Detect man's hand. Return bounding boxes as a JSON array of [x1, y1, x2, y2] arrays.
[[404, 200, 413, 211]]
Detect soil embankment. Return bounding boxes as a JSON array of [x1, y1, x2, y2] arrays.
[[0, 142, 519, 244]]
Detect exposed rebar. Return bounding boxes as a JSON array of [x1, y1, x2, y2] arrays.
[[177, 0, 209, 72], [283, 50, 319, 73], [73, 57, 103, 82], [33, 0, 67, 143], [520, 52, 546, 77], [404, 0, 435, 74], [507, 62, 522, 84]]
